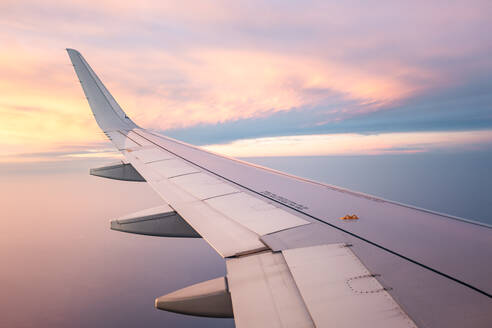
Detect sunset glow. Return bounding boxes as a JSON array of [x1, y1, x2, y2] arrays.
[[1, 1, 491, 160], [2, 2, 492, 328], [204, 130, 492, 157]]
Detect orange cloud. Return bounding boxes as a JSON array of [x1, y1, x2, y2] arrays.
[[0, 43, 104, 156], [0, 42, 425, 157], [90, 48, 426, 131], [1, 1, 488, 161]]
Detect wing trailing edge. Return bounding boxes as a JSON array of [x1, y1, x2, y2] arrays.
[[111, 205, 200, 238]]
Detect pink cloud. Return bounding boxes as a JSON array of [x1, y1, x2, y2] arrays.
[[203, 130, 492, 157], [1, 1, 490, 158]]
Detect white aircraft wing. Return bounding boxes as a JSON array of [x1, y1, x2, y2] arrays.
[[67, 49, 492, 328]]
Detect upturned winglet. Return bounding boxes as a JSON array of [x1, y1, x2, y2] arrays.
[[66, 48, 138, 132]]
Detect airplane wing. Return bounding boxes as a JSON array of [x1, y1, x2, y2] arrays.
[[66, 49, 492, 328]]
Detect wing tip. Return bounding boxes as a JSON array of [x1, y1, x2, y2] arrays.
[[66, 48, 81, 55]]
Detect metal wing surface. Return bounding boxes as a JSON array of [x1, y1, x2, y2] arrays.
[[67, 49, 492, 328]]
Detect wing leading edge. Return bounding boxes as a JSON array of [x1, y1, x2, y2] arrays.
[[67, 49, 492, 328]]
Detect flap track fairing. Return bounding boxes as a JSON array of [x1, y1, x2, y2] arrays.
[[155, 277, 233, 318], [111, 205, 201, 238], [90, 161, 145, 182]]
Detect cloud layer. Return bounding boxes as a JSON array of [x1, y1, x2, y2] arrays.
[[1, 1, 491, 157], [203, 130, 492, 157]]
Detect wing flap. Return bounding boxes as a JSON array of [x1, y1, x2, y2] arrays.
[[128, 147, 175, 163], [170, 172, 239, 200], [205, 192, 310, 236], [147, 159, 201, 179], [226, 252, 314, 328], [283, 244, 417, 328]]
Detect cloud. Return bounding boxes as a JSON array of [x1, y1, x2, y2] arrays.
[[0, 0, 491, 158], [162, 72, 492, 146], [203, 130, 492, 157], [0, 146, 120, 163]]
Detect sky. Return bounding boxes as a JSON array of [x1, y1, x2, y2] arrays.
[[1, 1, 492, 327], [1, 0, 492, 159]]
